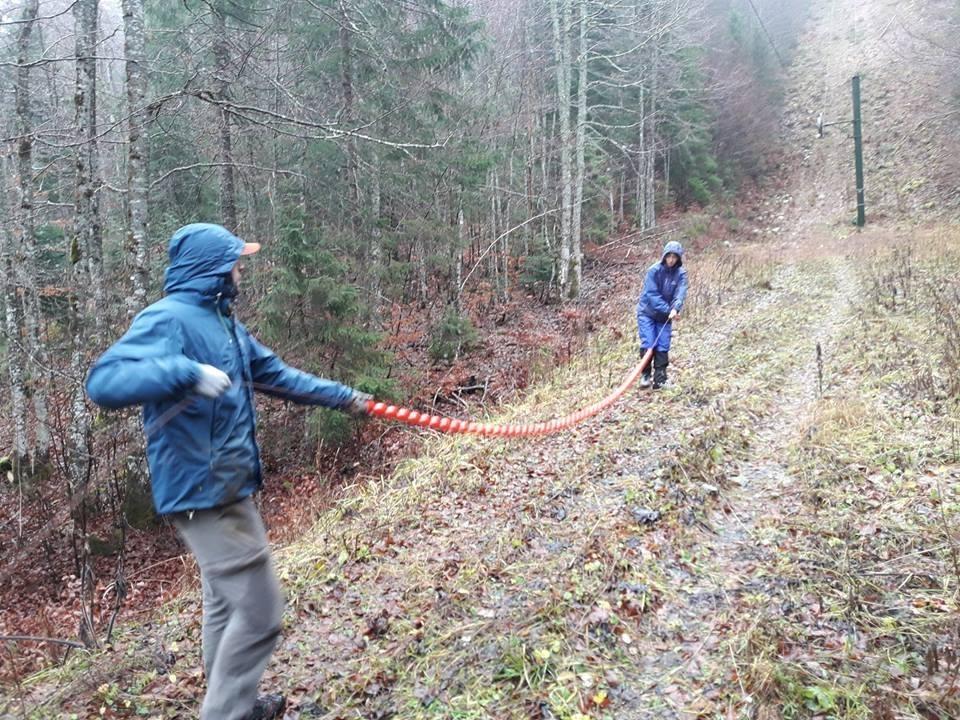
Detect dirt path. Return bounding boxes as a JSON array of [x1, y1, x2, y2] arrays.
[[612, 256, 858, 717]]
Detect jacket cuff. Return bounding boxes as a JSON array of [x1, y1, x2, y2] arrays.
[[175, 358, 203, 392]]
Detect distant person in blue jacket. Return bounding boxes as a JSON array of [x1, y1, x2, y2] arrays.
[[636, 240, 688, 389], [86, 223, 371, 720]]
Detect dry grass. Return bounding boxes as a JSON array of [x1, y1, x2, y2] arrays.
[[732, 227, 960, 719]]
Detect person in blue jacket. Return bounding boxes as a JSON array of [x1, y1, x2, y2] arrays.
[[636, 240, 688, 389], [86, 223, 371, 720]]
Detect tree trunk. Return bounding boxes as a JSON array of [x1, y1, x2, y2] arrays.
[[638, 83, 646, 226], [525, 122, 535, 256], [122, 0, 149, 315], [13, 0, 51, 461], [0, 219, 30, 468], [488, 169, 500, 297], [550, 0, 573, 299], [71, 0, 100, 648], [73, 0, 104, 338], [212, 3, 238, 232], [646, 19, 660, 230], [339, 0, 361, 234], [541, 112, 552, 258], [618, 172, 625, 225], [454, 190, 464, 314], [501, 152, 513, 302], [569, 0, 588, 299], [368, 149, 383, 316], [415, 236, 428, 307]]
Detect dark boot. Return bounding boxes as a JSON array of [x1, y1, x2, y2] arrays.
[[652, 351, 669, 389], [639, 348, 651, 388], [246, 694, 286, 720]]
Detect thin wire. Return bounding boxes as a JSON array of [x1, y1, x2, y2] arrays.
[[745, 0, 786, 70]]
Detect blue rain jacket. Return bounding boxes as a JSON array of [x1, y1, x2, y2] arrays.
[[86, 223, 356, 515], [636, 241, 688, 352]]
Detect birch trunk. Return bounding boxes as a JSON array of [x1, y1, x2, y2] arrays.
[[415, 236, 428, 307], [73, 0, 104, 337], [70, 0, 99, 648], [550, 0, 573, 300], [122, 0, 149, 315], [638, 84, 646, 227], [339, 0, 361, 235], [488, 169, 500, 298], [0, 220, 29, 468], [569, 0, 588, 299], [213, 3, 238, 231], [454, 192, 464, 314], [645, 19, 660, 230], [541, 113, 552, 258], [525, 123, 535, 256], [13, 0, 50, 460], [368, 149, 383, 315], [502, 152, 513, 302]]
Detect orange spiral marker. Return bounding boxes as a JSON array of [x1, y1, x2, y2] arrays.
[[363, 348, 655, 439]]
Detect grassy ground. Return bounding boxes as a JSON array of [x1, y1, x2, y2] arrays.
[[734, 228, 960, 719]]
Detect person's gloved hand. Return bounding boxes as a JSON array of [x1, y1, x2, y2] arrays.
[[195, 364, 231, 398], [345, 390, 373, 417], [668, 308, 679, 321]]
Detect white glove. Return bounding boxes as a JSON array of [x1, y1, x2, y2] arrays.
[[195, 364, 231, 398], [345, 391, 373, 417]]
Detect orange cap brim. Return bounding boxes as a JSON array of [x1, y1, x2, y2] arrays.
[[240, 242, 261, 256]]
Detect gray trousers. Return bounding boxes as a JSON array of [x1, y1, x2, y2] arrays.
[[172, 496, 284, 720]]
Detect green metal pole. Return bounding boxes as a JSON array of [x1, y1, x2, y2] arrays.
[[852, 75, 866, 227]]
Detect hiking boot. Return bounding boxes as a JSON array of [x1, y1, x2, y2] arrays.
[[639, 348, 652, 388], [652, 351, 669, 389], [246, 694, 286, 720]]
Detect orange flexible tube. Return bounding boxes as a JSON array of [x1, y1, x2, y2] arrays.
[[365, 348, 654, 437]]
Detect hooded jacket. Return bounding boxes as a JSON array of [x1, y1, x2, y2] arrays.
[[637, 240, 689, 323], [86, 223, 355, 514]]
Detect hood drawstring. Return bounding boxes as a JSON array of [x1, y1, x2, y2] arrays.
[[215, 292, 234, 344]]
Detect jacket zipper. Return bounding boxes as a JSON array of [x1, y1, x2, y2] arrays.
[[218, 300, 263, 484], [215, 293, 233, 345]]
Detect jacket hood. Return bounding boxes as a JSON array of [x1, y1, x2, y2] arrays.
[[163, 223, 245, 295], [661, 240, 684, 266]]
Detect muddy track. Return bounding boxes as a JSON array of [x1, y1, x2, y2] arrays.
[[601, 254, 857, 718]]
